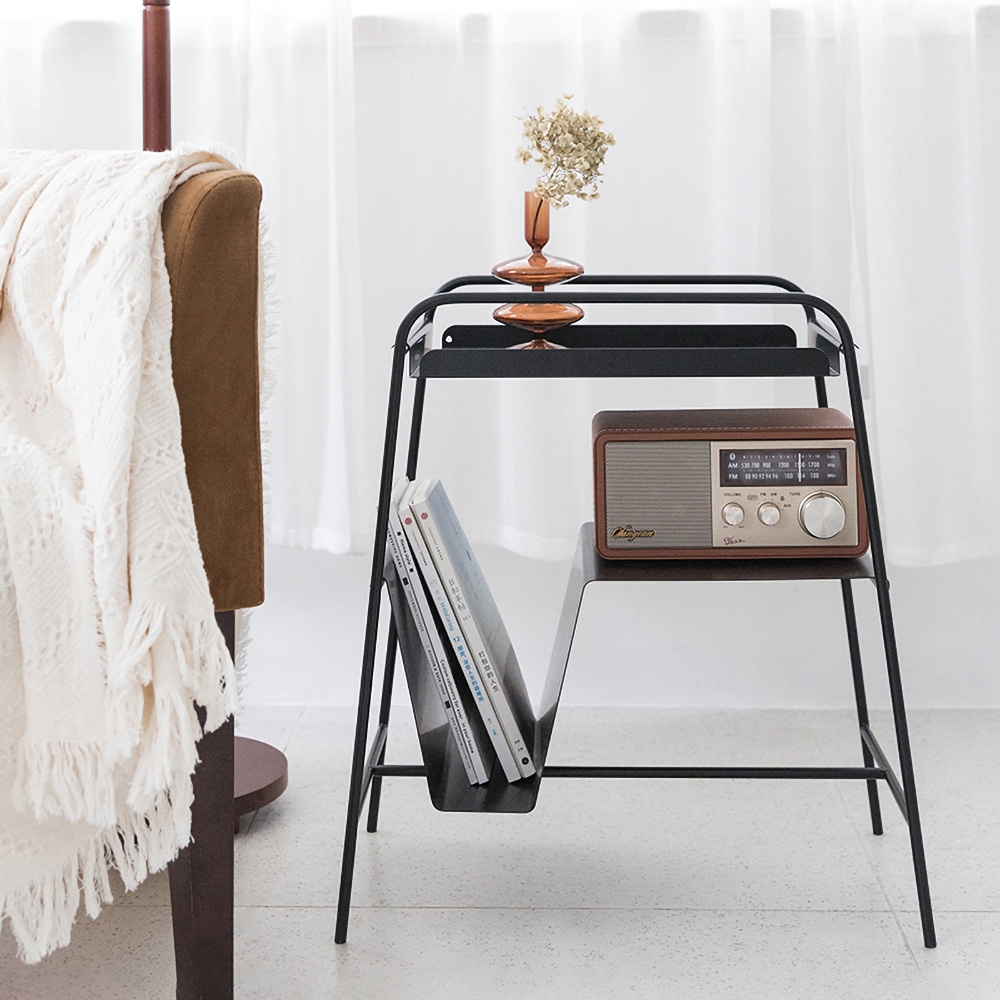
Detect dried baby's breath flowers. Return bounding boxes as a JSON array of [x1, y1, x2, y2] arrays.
[[515, 93, 615, 209]]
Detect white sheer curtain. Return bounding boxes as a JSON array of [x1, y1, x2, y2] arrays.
[[1, 0, 997, 567]]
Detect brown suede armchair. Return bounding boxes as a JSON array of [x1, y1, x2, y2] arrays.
[[162, 165, 265, 1000]]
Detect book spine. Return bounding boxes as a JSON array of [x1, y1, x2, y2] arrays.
[[410, 494, 535, 779], [388, 506, 489, 785], [400, 505, 521, 783]]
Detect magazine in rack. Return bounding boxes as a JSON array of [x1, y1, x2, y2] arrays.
[[392, 478, 536, 782], [385, 480, 490, 785]]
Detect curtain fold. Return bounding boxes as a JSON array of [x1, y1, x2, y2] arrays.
[[1, 0, 996, 566]]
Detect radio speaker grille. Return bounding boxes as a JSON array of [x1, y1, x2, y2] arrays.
[[603, 440, 712, 549]]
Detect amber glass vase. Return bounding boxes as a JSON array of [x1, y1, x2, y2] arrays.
[[492, 192, 584, 349]]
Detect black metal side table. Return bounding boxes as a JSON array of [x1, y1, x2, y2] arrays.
[[333, 274, 936, 950]]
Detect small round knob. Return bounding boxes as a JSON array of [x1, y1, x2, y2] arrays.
[[758, 502, 781, 526], [722, 502, 744, 526], [799, 492, 846, 539]]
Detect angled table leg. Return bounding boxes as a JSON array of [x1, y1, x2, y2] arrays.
[[874, 580, 937, 948], [335, 331, 414, 944], [367, 376, 428, 834], [840, 329, 936, 949], [841, 579, 883, 836]]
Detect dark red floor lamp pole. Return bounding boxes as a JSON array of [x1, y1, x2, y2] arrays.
[[142, 0, 171, 152]]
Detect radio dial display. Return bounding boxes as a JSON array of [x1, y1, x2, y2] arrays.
[[721, 448, 847, 487]]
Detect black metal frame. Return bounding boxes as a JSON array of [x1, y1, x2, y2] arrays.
[[334, 274, 935, 949]]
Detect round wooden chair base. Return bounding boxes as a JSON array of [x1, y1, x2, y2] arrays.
[[234, 736, 289, 833]]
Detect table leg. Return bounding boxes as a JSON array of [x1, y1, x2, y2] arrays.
[[168, 610, 236, 1000]]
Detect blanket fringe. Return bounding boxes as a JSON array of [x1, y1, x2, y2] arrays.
[[2, 782, 195, 964], [234, 606, 253, 702], [111, 602, 238, 761], [2, 840, 101, 965], [4, 601, 234, 961], [16, 603, 236, 826], [125, 686, 201, 814], [13, 742, 117, 828]]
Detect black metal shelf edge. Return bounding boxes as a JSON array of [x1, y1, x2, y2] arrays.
[[441, 324, 799, 350], [579, 523, 874, 583], [413, 346, 834, 380], [383, 563, 547, 813]]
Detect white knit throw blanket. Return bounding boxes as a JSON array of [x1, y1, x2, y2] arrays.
[[0, 150, 237, 963]]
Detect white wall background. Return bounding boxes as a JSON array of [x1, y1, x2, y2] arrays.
[[2, 0, 998, 708]]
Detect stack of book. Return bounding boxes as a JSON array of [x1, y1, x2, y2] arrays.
[[386, 477, 536, 785]]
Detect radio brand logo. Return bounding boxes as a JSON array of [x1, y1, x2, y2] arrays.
[[612, 525, 655, 541]]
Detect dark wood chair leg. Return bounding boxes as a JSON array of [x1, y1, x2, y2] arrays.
[[168, 610, 236, 1000]]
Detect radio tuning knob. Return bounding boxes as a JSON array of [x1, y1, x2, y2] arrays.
[[722, 502, 744, 526], [758, 502, 781, 526], [799, 492, 846, 539]]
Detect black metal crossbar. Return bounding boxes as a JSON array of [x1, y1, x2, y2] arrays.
[[862, 724, 909, 820], [372, 763, 890, 782]]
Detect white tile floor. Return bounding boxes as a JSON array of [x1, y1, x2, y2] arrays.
[[2, 706, 999, 999]]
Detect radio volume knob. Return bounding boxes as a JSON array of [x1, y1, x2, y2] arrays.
[[799, 492, 846, 539], [722, 502, 745, 526]]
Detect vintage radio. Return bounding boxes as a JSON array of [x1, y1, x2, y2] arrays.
[[593, 408, 868, 559]]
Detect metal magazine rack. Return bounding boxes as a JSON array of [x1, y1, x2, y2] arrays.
[[334, 274, 936, 949]]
